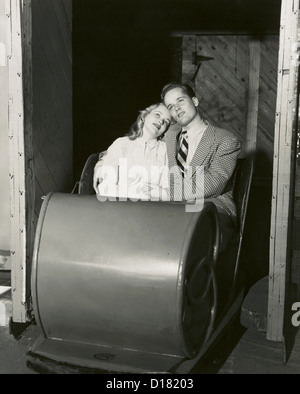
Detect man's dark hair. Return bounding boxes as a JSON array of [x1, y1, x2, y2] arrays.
[[160, 83, 196, 103]]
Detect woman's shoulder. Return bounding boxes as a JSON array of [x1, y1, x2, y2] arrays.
[[210, 123, 240, 142], [111, 136, 130, 144], [157, 138, 167, 150], [108, 136, 131, 150]]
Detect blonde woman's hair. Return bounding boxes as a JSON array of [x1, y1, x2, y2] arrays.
[[126, 103, 163, 140]]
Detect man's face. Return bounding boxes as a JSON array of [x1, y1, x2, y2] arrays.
[[163, 87, 199, 127]]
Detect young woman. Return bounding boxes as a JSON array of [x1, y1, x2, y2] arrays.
[[93, 103, 171, 201]]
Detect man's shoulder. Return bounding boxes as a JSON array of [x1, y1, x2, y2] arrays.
[[209, 123, 240, 143]]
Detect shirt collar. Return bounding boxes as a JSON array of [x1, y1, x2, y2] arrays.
[[185, 120, 208, 140], [137, 137, 158, 149]]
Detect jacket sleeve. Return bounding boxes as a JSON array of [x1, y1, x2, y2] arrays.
[[171, 135, 241, 201], [202, 136, 241, 198]]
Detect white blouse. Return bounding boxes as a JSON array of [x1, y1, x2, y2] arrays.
[[95, 136, 170, 200]]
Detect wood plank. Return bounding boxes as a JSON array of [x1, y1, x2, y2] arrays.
[[32, 0, 72, 95], [268, 0, 300, 342], [21, 0, 35, 315], [7, 0, 33, 323], [245, 40, 261, 154], [260, 37, 280, 77], [183, 35, 249, 140], [32, 141, 58, 192], [50, 0, 72, 64], [33, 104, 70, 191], [61, 0, 72, 34], [258, 78, 277, 112], [31, 10, 73, 191], [8, 0, 25, 322], [182, 33, 278, 176], [197, 35, 249, 97], [196, 60, 247, 110], [31, 26, 71, 132], [254, 35, 278, 174], [257, 122, 277, 155], [0, 1, 11, 254]]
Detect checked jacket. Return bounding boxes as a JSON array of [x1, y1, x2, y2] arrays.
[[164, 122, 242, 222]]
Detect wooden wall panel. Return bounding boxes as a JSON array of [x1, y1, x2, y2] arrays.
[[182, 35, 249, 153], [268, 0, 299, 342], [6, 0, 35, 321], [182, 33, 279, 290], [32, 0, 72, 218], [182, 34, 279, 179], [0, 0, 11, 261], [256, 36, 279, 178]]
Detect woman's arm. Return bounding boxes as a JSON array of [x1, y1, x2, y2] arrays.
[[93, 138, 123, 194]]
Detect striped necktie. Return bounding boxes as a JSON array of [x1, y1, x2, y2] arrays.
[[177, 130, 188, 176]]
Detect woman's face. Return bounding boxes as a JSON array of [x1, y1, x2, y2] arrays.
[[143, 104, 171, 139]]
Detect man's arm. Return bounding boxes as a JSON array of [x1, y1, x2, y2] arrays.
[[202, 137, 241, 198], [171, 136, 241, 201]]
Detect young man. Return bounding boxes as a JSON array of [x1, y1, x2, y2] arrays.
[[161, 82, 242, 249]]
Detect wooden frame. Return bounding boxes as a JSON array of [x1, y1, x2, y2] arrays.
[[4, 0, 298, 340], [268, 0, 300, 342], [6, 0, 34, 323], [245, 40, 261, 155], [0, 1, 11, 271]]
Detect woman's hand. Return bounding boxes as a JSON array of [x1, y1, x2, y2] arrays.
[[140, 184, 169, 201], [93, 162, 103, 193], [140, 183, 153, 196]]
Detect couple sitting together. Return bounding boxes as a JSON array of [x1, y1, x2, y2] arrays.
[[93, 82, 242, 248]]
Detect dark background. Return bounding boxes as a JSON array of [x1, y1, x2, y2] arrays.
[[72, 0, 281, 182]]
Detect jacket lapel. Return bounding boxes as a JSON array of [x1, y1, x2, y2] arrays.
[[190, 123, 216, 167], [165, 122, 216, 170]]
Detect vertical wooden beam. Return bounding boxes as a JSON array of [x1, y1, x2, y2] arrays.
[[245, 39, 261, 155], [268, 0, 300, 342], [21, 0, 34, 316], [7, 0, 34, 323], [0, 1, 11, 269]]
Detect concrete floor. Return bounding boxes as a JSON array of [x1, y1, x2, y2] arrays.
[[195, 319, 300, 374], [1, 310, 299, 375], [0, 324, 38, 374], [0, 271, 37, 374], [1, 270, 299, 374]]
